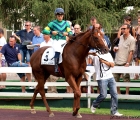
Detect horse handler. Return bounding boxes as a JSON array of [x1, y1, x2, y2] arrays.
[[90, 52, 123, 117], [44, 8, 73, 73]]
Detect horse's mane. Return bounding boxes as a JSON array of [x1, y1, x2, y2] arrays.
[[69, 30, 90, 41]]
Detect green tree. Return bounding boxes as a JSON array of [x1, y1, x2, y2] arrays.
[[0, 0, 139, 33]]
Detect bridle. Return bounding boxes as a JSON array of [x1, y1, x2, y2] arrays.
[[69, 30, 103, 53], [69, 30, 110, 77], [90, 30, 103, 53]]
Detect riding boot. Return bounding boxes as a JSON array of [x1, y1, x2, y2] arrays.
[[54, 58, 59, 73]]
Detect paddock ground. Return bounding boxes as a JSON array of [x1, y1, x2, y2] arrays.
[[0, 109, 139, 120]]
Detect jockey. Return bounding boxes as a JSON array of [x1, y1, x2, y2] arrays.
[[44, 8, 73, 73]]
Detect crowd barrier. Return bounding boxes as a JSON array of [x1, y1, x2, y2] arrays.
[[0, 66, 140, 108]]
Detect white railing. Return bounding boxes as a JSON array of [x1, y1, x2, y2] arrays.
[[0, 66, 140, 108]]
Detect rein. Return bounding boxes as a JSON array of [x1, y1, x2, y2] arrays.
[[69, 30, 101, 50], [69, 39, 90, 48]]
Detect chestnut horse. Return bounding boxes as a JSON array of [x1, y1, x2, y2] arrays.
[[29, 26, 109, 118]]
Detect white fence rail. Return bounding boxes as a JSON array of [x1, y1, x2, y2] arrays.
[[0, 66, 140, 108]]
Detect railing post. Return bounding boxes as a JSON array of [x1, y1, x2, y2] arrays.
[[85, 72, 93, 108]]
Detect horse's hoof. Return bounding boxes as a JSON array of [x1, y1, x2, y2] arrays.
[[76, 113, 82, 118], [31, 109, 36, 114], [49, 112, 54, 117], [72, 111, 77, 116]]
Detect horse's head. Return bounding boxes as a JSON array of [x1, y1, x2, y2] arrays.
[[89, 26, 109, 54]]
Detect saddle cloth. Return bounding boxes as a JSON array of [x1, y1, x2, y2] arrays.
[[41, 46, 64, 65]]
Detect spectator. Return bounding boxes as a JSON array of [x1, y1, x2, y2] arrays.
[[40, 29, 58, 93], [13, 21, 34, 89], [73, 24, 81, 36], [0, 36, 30, 93], [90, 52, 123, 117], [44, 8, 73, 73], [66, 24, 82, 93], [113, 24, 136, 95], [133, 17, 140, 79], [40, 29, 53, 47], [32, 26, 44, 52], [0, 28, 7, 89], [113, 16, 136, 60], [88, 16, 97, 30], [114, 16, 136, 46], [67, 20, 74, 34]]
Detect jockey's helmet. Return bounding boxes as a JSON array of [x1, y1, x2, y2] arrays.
[[54, 8, 64, 15]]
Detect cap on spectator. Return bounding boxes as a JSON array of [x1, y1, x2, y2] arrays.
[[42, 29, 50, 35]]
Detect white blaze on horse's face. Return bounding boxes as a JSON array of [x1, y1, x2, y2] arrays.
[[102, 39, 107, 46], [97, 32, 105, 45]]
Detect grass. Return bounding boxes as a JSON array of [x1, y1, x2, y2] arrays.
[[0, 105, 139, 117]]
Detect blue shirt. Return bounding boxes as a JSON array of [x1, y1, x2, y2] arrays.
[[1, 43, 20, 65], [16, 29, 34, 43], [16, 29, 34, 50], [32, 33, 44, 52]]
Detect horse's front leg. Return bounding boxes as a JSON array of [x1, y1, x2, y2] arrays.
[[73, 76, 82, 118], [73, 89, 82, 118], [66, 75, 82, 118]]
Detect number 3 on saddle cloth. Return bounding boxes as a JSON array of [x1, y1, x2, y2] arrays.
[[41, 47, 63, 65]]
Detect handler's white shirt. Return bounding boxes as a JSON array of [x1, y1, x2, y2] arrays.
[[40, 38, 53, 48], [93, 53, 114, 80], [0, 36, 7, 59]]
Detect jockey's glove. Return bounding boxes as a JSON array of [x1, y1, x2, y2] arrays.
[[52, 31, 58, 35], [63, 32, 68, 36]]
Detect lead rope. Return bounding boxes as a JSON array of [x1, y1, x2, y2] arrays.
[[97, 55, 111, 78]]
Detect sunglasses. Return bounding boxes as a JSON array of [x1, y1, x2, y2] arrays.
[[74, 28, 80, 29], [121, 28, 127, 30], [25, 25, 30, 26]]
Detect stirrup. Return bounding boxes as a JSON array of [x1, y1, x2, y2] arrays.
[[55, 66, 59, 73], [55, 69, 59, 73]]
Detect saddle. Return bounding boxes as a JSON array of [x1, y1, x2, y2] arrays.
[[41, 47, 63, 65]]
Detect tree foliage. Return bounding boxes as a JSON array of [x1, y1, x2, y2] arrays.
[[0, 0, 139, 33]]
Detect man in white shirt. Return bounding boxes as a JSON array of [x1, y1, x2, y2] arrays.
[[40, 29, 58, 93], [0, 28, 7, 89], [40, 30, 53, 48], [90, 52, 123, 117]]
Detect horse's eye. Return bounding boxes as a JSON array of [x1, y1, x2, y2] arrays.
[[94, 37, 98, 40]]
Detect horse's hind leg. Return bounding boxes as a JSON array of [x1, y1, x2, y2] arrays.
[[30, 85, 39, 114], [38, 79, 54, 117], [66, 75, 82, 118]]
